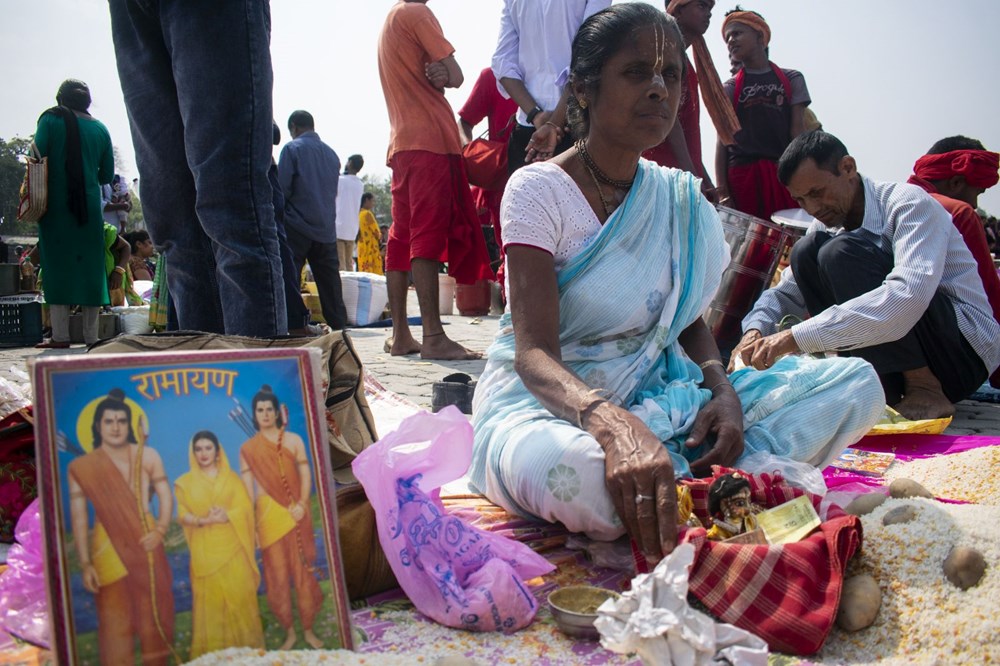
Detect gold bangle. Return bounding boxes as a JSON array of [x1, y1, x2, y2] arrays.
[[113, 266, 126, 275], [699, 359, 725, 371], [544, 121, 561, 131]]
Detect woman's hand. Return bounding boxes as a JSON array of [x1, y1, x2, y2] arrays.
[[686, 385, 745, 476], [208, 506, 229, 524], [588, 402, 677, 561]]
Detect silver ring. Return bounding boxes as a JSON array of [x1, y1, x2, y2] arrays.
[[635, 494, 654, 505]]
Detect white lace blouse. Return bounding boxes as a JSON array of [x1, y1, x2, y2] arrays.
[[499, 162, 604, 294]]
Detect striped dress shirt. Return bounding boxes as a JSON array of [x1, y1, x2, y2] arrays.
[[742, 176, 1000, 375]]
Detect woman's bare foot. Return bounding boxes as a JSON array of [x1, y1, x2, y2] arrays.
[[303, 629, 323, 649], [895, 367, 956, 420], [420, 332, 481, 360], [385, 334, 421, 356], [279, 628, 297, 650]]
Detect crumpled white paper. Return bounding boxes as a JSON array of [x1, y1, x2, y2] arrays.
[[594, 543, 768, 666], [0, 370, 31, 423]]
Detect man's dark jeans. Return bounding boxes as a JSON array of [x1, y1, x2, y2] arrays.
[[285, 226, 348, 331], [791, 231, 987, 403], [109, 0, 286, 335]]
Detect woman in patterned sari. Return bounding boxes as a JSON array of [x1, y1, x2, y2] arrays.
[[471, 3, 883, 562]]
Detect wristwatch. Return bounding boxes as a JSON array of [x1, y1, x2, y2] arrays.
[[525, 105, 543, 125]]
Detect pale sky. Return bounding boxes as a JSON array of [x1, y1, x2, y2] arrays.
[[3, 1, 999, 213]]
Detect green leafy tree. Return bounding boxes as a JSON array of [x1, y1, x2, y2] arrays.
[[361, 174, 392, 228], [126, 192, 145, 231], [0, 136, 33, 235]]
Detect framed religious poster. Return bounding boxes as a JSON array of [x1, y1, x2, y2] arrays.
[[32, 348, 353, 665]]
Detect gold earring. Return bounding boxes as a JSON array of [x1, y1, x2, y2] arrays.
[[578, 98, 588, 109]]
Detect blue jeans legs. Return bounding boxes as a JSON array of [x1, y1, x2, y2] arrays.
[[109, 0, 286, 335]]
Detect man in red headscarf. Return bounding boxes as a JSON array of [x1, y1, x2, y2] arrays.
[[908, 136, 1000, 388], [715, 7, 810, 220]]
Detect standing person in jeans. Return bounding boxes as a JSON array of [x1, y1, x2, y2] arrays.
[[268, 122, 313, 335], [278, 110, 347, 330], [492, 0, 610, 173], [335, 155, 365, 273], [108, 0, 286, 336]]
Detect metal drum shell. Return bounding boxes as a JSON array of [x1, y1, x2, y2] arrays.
[[704, 206, 791, 356]]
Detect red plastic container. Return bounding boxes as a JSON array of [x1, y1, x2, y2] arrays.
[[456, 279, 492, 316]]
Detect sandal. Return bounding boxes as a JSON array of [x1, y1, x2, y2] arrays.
[[431, 373, 477, 414]]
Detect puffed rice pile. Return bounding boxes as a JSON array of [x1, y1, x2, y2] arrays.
[[186, 608, 636, 666], [884, 447, 1000, 505], [186, 647, 467, 665], [814, 497, 999, 665]]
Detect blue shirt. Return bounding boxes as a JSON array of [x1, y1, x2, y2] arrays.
[[277, 131, 340, 243]]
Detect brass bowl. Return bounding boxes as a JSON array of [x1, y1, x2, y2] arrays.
[[547, 585, 619, 641]]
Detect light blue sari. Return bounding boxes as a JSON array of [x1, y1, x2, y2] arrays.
[[471, 161, 882, 539]]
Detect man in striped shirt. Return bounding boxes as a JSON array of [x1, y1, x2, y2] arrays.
[[732, 130, 1000, 420]]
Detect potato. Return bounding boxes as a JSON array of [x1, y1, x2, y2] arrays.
[[888, 478, 933, 499], [845, 493, 887, 516], [943, 546, 987, 590], [837, 574, 882, 632], [882, 504, 918, 526]]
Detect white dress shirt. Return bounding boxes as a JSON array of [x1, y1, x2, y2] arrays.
[[743, 176, 1000, 375], [335, 173, 364, 241], [491, 0, 610, 126]]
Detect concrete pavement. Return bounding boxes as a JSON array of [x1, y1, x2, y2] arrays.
[[2, 296, 999, 436]]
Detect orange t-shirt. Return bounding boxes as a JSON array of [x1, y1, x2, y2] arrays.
[[378, 2, 463, 164]]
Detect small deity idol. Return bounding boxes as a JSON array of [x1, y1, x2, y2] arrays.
[[705, 473, 762, 541]]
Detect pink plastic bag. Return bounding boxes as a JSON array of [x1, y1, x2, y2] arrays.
[[0, 499, 50, 648], [352, 407, 554, 632]]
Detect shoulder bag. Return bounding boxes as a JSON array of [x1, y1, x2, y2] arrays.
[[17, 142, 47, 223]]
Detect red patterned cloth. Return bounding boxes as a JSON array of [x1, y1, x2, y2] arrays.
[[678, 467, 861, 656]]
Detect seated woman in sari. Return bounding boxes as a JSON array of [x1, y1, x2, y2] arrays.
[[471, 3, 884, 562], [175, 431, 264, 658]]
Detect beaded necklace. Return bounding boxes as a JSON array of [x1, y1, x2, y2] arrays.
[[575, 139, 636, 190], [579, 152, 613, 218]]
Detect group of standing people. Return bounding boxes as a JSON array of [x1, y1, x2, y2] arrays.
[[68, 385, 322, 663]]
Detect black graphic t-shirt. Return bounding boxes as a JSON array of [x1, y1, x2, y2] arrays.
[[723, 65, 810, 166]]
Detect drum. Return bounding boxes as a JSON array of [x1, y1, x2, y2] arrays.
[[770, 208, 816, 286], [704, 206, 791, 357]]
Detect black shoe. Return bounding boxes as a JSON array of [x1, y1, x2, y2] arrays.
[[432, 373, 476, 414]]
